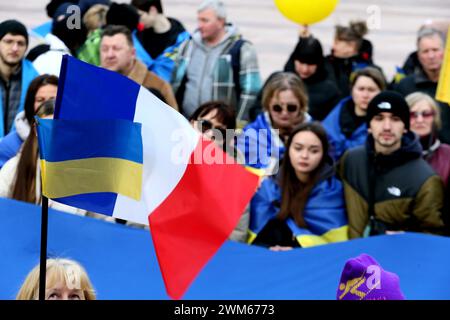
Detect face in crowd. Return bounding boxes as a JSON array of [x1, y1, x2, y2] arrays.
[[294, 61, 318, 80], [190, 102, 235, 151], [417, 34, 444, 76], [268, 89, 304, 131], [0, 33, 27, 67], [100, 33, 136, 75], [369, 112, 407, 154], [46, 281, 86, 300], [192, 108, 227, 144], [408, 95, 439, 138], [137, 6, 158, 29], [352, 75, 382, 116], [16, 259, 96, 300], [197, 7, 225, 44], [34, 84, 57, 112], [288, 129, 324, 181], [332, 38, 358, 59]]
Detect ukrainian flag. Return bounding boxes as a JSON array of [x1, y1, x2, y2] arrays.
[[36, 118, 143, 202]]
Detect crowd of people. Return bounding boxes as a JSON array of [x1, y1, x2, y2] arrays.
[[0, 0, 449, 299]]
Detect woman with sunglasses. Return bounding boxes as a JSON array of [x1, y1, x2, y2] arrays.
[[322, 67, 386, 161], [248, 122, 348, 250], [236, 72, 310, 175], [189, 101, 236, 152], [406, 92, 450, 188], [189, 101, 250, 242]]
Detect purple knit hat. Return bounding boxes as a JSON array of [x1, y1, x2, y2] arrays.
[[337, 254, 405, 300]]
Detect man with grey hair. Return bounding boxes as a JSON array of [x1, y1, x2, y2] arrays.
[[171, 0, 261, 124], [394, 27, 450, 144]]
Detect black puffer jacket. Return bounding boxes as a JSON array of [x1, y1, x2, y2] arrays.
[[339, 131, 445, 238]]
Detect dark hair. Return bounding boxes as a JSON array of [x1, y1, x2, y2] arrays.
[[101, 24, 134, 47], [24, 74, 59, 125], [277, 121, 330, 227], [149, 88, 167, 104], [11, 99, 55, 204], [52, 14, 87, 54], [292, 36, 324, 65], [46, 0, 78, 19], [131, 0, 163, 13], [106, 2, 140, 31], [350, 66, 386, 91], [335, 20, 368, 51], [189, 101, 236, 130]]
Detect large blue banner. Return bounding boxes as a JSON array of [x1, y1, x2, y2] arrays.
[[1, 197, 449, 299]]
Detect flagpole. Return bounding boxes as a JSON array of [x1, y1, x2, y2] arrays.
[[39, 196, 49, 301]]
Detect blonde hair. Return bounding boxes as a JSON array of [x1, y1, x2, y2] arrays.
[[83, 4, 109, 32], [405, 92, 441, 129], [262, 72, 308, 114], [16, 258, 96, 300]]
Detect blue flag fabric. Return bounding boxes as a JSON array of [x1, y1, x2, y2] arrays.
[[1, 197, 449, 300], [36, 118, 143, 204], [50, 55, 142, 215]]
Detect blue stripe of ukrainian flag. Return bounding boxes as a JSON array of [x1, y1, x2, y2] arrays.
[[36, 118, 143, 201]]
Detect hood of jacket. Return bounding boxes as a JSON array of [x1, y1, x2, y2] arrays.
[[366, 131, 423, 173], [13, 111, 31, 141]]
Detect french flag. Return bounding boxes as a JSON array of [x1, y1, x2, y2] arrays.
[[50, 56, 259, 299]]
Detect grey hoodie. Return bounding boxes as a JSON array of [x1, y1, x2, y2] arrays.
[[183, 25, 238, 117]]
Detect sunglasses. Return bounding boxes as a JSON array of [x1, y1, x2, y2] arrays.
[[196, 119, 227, 138], [271, 104, 299, 113], [410, 110, 435, 119]]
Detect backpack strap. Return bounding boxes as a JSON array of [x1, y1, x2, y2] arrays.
[[228, 38, 246, 100]]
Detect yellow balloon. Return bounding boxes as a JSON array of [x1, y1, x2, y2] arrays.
[[274, 0, 339, 25]]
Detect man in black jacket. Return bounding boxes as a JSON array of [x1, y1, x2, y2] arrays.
[[339, 91, 445, 238]]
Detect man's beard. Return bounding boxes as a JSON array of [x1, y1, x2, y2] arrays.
[[376, 135, 400, 149], [0, 53, 22, 69]]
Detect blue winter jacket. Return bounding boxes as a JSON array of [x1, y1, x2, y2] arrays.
[[236, 112, 311, 172], [133, 31, 190, 82], [31, 21, 188, 83], [236, 112, 284, 171], [322, 97, 368, 161]]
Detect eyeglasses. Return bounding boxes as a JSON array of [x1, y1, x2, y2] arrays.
[[196, 119, 227, 138], [410, 110, 435, 119], [271, 104, 299, 113]]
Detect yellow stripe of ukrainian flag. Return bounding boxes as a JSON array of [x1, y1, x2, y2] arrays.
[[296, 225, 349, 248], [41, 157, 143, 200], [436, 26, 450, 104]]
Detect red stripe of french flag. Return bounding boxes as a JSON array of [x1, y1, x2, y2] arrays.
[[149, 137, 259, 300]]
